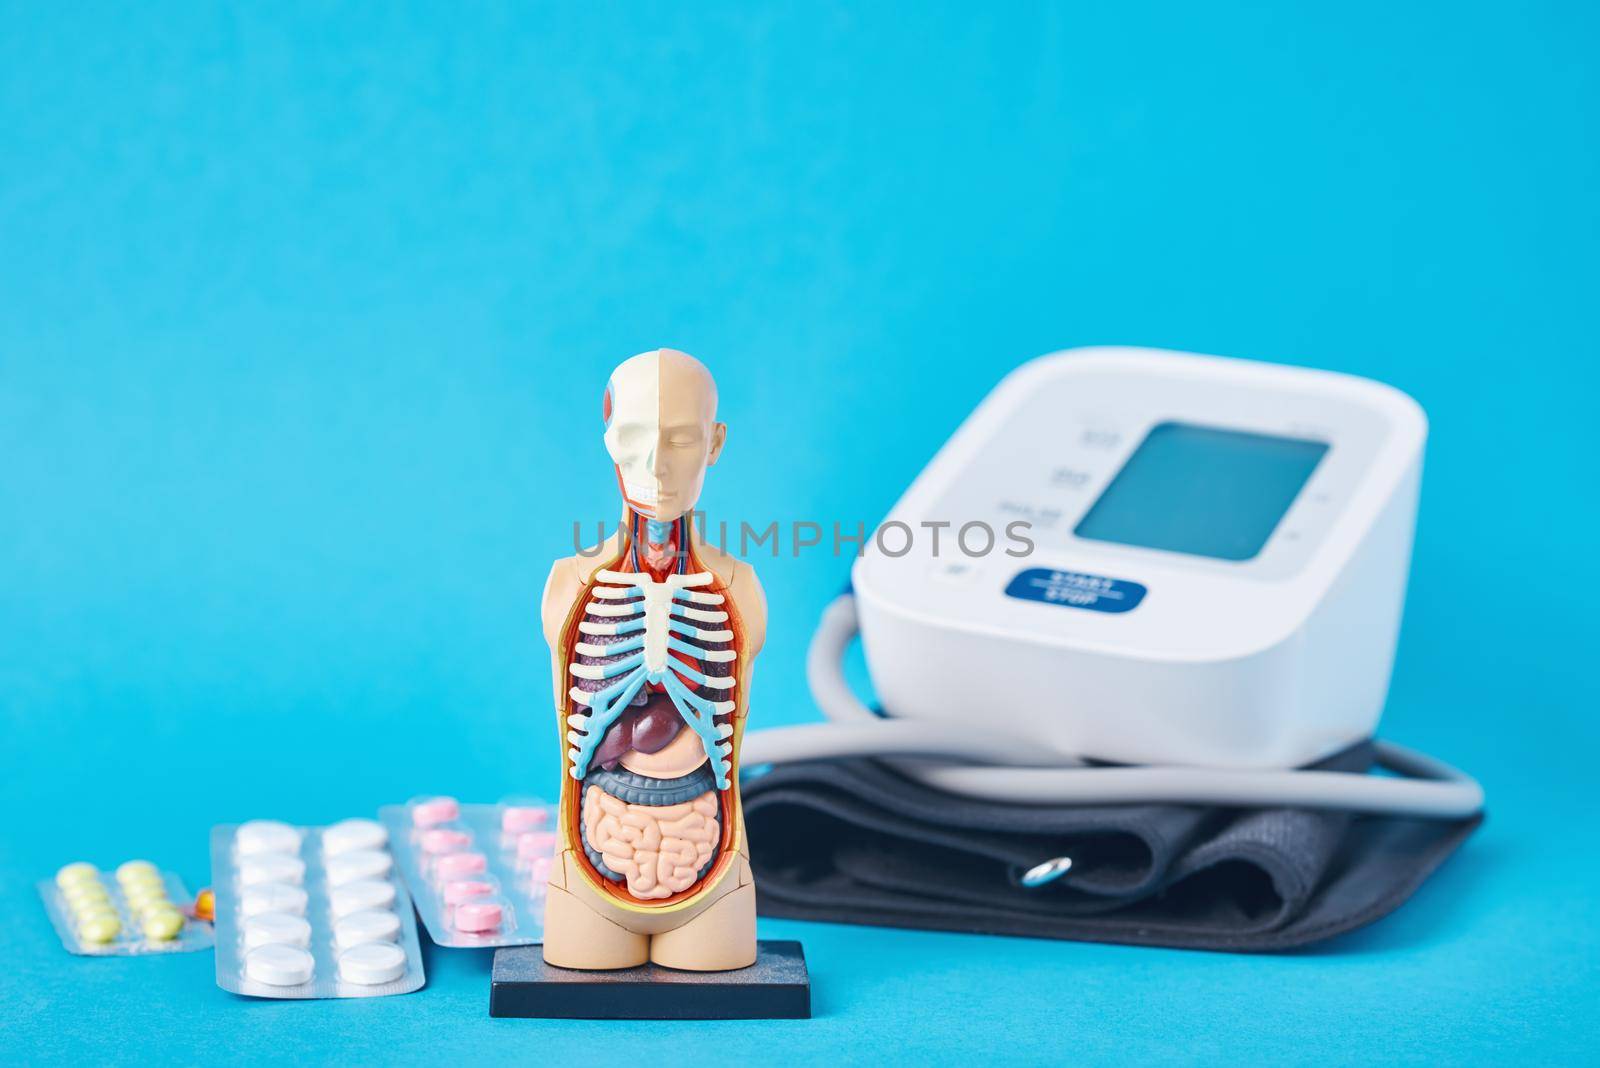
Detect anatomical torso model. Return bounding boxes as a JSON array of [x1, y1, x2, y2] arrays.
[[540, 349, 765, 971]]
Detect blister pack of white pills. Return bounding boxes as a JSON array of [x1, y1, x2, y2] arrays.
[[379, 796, 556, 948], [210, 818, 425, 998], [38, 860, 214, 956]]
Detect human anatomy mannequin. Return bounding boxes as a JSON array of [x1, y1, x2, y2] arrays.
[[540, 349, 766, 971]]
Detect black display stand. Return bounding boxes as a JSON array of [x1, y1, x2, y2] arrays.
[[489, 941, 810, 1019]]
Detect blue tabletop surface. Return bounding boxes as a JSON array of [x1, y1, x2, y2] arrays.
[[3, 3, 1596, 1063]]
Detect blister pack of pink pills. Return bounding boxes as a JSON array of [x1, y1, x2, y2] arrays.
[[379, 796, 557, 948], [210, 818, 425, 999]]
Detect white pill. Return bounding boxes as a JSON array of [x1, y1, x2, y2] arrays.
[[239, 882, 309, 918], [334, 908, 400, 949], [338, 941, 406, 985], [329, 877, 395, 917], [322, 818, 388, 856], [238, 851, 306, 887], [242, 911, 313, 949], [235, 820, 302, 857], [325, 849, 392, 886], [245, 943, 315, 986]]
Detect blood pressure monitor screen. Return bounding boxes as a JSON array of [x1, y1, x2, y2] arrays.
[[1074, 422, 1329, 561]]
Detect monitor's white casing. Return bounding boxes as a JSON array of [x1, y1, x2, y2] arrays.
[[851, 347, 1426, 770]]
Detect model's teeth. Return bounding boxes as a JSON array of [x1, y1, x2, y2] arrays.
[[623, 478, 658, 505]]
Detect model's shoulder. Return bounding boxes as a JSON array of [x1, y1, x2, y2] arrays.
[[691, 538, 749, 585], [554, 531, 626, 585], [541, 532, 625, 646]]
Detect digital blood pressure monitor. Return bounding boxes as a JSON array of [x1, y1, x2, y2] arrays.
[[851, 347, 1427, 770]]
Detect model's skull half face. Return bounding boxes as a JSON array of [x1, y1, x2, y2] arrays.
[[602, 349, 726, 523]]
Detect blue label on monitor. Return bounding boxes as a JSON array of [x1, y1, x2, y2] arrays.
[[1004, 568, 1147, 614]]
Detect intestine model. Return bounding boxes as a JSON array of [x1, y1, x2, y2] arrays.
[[539, 348, 765, 971]]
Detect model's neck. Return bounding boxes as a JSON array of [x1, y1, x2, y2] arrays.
[[644, 517, 674, 546], [621, 507, 694, 575], [617, 506, 694, 540]]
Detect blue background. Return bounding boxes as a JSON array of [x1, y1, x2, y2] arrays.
[[2, 2, 1595, 1063]]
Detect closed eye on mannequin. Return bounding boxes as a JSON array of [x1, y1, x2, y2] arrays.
[[664, 425, 704, 448]]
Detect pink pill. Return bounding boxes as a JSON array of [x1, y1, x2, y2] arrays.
[[454, 902, 502, 933], [421, 829, 471, 855], [528, 856, 553, 883], [516, 832, 558, 862], [501, 806, 548, 833], [411, 797, 460, 827], [443, 879, 494, 905], [435, 852, 487, 879]]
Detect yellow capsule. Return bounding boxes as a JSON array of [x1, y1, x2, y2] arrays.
[[116, 861, 161, 886], [76, 903, 119, 927], [129, 879, 168, 898], [141, 908, 184, 941], [126, 883, 167, 905], [138, 899, 177, 922], [56, 862, 100, 889], [64, 876, 108, 896], [64, 883, 111, 909], [79, 914, 121, 944]]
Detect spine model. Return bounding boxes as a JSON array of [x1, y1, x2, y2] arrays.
[[539, 350, 765, 971]]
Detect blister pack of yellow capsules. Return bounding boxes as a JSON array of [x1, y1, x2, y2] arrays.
[[39, 860, 215, 956]]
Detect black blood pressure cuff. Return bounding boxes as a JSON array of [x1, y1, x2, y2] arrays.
[[741, 744, 1482, 952]]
